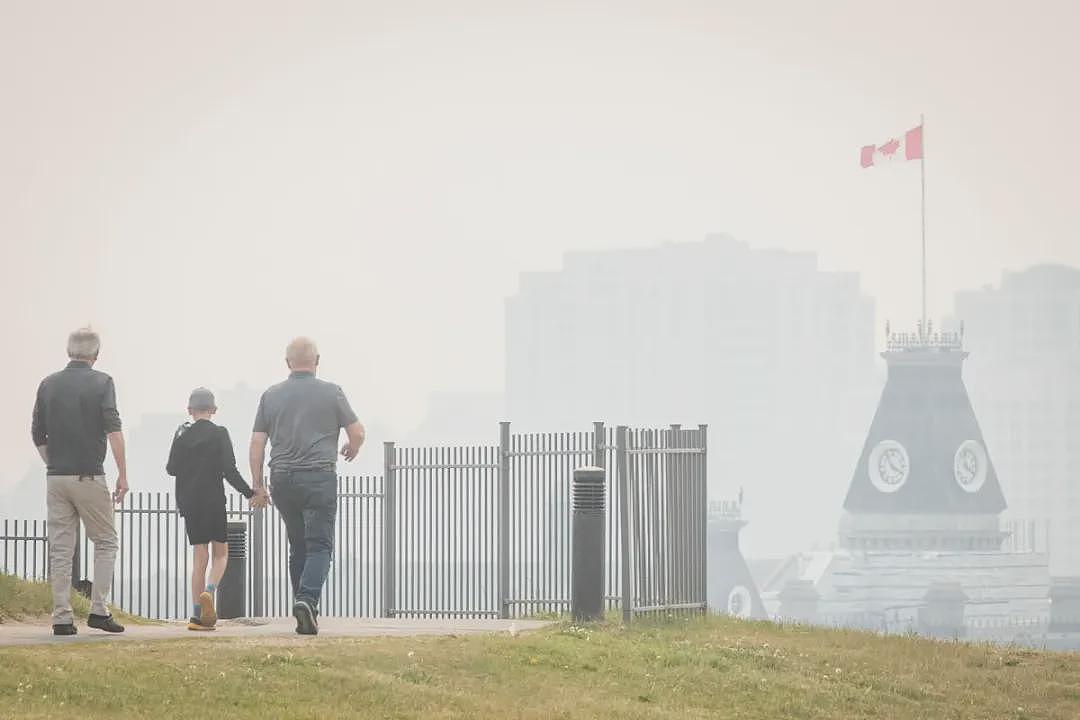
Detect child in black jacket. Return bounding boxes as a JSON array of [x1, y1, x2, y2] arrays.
[[166, 388, 263, 630]]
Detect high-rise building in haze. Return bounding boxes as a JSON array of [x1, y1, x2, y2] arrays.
[[952, 265, 1080, 574], [505, 234, 879, 556]]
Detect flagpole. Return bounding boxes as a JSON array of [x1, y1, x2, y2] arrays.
[[920, 113, 927, 338]]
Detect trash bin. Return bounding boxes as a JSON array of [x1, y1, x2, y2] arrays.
[[571, 466, 606, 623], [218, 521, 247, 619]]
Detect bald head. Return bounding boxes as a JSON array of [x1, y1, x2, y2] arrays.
[[285, 337, 320, 372]]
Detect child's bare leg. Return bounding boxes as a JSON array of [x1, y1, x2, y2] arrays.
[[209, 541, 229, 589], [189, 548, 211, 626], [197, 541, 228, 626], [191, 544, 209, 610]]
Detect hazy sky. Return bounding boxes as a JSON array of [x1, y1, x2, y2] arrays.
[[2, 0, 1078, 488]]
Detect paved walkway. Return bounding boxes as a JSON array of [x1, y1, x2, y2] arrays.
[[0, 616, 549, 647]]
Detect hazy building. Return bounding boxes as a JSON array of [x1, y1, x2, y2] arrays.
[[505, 234, 878, 556], [759, 327, 1058, 647], [952, 265, 1080, 575]]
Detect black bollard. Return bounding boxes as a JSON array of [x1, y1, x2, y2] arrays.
[[571, 466, 606, 623], [218, 521, 247, 619]]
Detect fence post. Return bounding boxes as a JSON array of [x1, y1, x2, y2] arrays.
[[251, 507, 265, 617], [592, 421, 605, 468], [667, 424, 681, 607], [498, 421, 511, 620], [617, 425, 632, 624], [382, 442, 397, 619], [698, 424, 708, 610]]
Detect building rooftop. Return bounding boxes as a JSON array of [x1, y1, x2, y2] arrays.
[[885, 320, 964, 353]]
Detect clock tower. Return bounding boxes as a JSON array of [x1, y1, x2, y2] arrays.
[[839, 322, 1008, 551]]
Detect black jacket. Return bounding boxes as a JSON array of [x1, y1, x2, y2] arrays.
[[166, 419, 253, 516], [31, 361, 123, 475]]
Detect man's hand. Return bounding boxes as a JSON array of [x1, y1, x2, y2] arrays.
[[113, 475, 129, 505], [107, 431, 128, 503], [250, 487, 270, 509], [340, 421, 365, 462], [340, 442, 359, 462]]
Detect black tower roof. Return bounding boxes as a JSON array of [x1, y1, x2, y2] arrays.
[[843, 327, 1007, 515]]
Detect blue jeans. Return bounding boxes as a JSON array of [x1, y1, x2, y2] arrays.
[[270, 469, 337, 608]]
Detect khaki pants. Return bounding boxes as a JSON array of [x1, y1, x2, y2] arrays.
[[47, 475, 118, 624]]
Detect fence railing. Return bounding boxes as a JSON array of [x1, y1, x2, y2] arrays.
[[619, 425, 708, 620], [506, 422, 618, 618], [2, 422, 708, 622], [1, 519, 48, 582], [384, 442, 500, 619], [382, 422, 707, 620], [2, 478, 383, 621]]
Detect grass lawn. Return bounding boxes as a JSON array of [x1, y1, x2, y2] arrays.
[[1, 614, 1079, 719]]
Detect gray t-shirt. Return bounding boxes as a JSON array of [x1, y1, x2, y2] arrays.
[[253, 372, 358, 472]]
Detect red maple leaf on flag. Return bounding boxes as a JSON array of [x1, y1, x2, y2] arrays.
[[878, 138, 901, 156]]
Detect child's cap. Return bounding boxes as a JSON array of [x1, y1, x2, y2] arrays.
[[188, 387, 217, 412]]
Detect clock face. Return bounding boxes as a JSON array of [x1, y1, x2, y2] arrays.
[[727, 586, 753, 618], [868, 440, 910, 493], [954, 440, 988, 493]]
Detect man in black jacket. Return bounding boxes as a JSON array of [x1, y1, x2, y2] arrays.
[[32, 327, 128, 636], [167, 388, 265, 630]]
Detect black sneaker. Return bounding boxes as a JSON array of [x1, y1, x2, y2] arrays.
[[293, 600, 318, 636], [53, 623, 78, 636], [87, 614, 125, 633]]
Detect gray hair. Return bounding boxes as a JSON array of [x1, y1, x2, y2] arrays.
[[67, 327, 101, 360], [286, 337, 319, 367]]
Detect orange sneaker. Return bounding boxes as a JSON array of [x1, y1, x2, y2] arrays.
[[187, 616, 215, 631], [198, 591, 217, 627]]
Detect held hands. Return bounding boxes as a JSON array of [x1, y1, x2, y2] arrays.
[[249, 487, 270, 509]]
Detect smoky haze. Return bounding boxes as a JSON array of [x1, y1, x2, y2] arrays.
[[2, 1, 1078, 559]]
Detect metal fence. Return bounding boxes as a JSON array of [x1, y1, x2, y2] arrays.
[[2, 478, 383, 621], [1, 519, 48, 582], [506, 423, 618, 618], [2, 422, 707, 622], [384, 442, 500, 618], [618, 425, 709, 621], [383, 422, 707, 620], [382, 422, 624, 619]]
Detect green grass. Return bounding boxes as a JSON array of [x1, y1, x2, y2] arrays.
[[1, 615, 1079, 719], [0, 574, 151, 625], [0, 574, 64, 623]]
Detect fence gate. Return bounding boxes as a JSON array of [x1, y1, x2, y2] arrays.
[[382, 442, 501, 618], [617, 425, 708, 621]]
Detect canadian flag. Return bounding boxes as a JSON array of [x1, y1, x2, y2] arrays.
[[860, 125, 923, 168]]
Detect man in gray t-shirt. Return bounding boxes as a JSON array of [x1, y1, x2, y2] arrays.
[[250, 337, 365, 635]]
